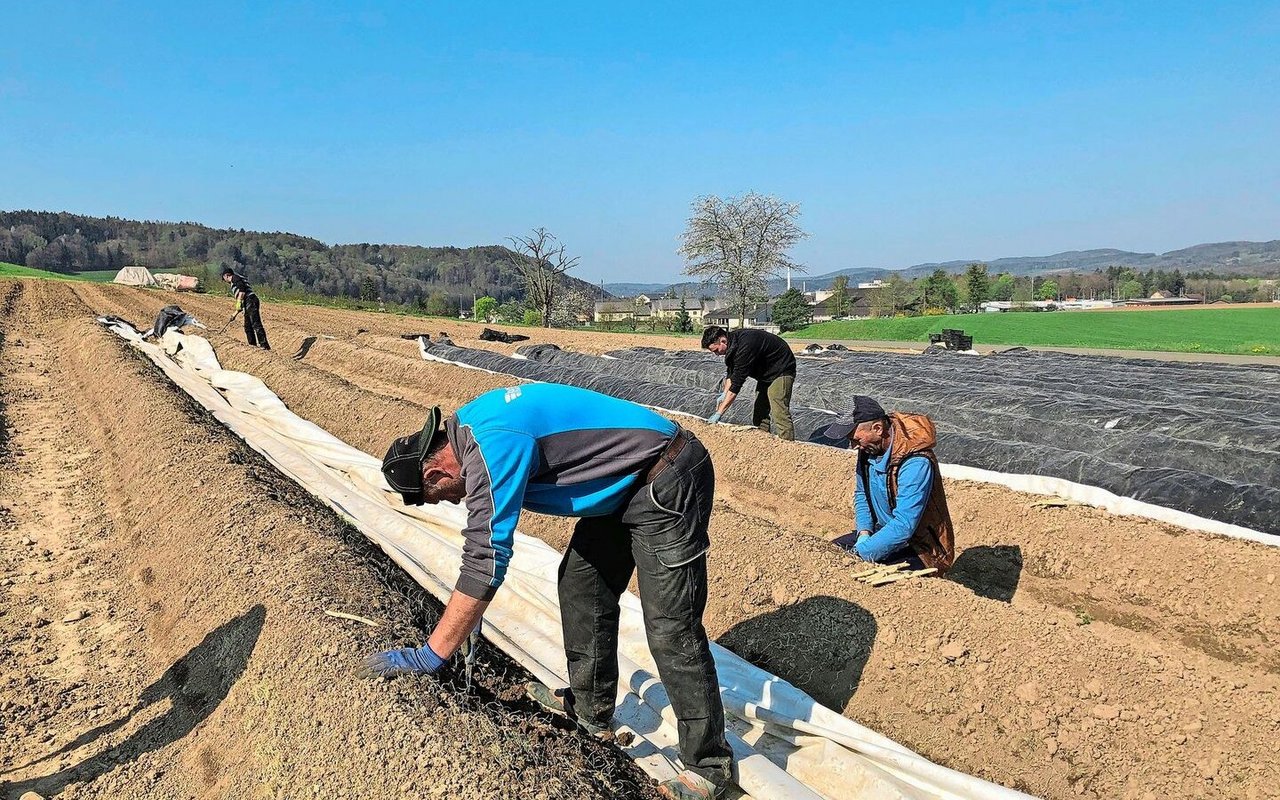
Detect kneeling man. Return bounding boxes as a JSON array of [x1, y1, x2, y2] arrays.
[[822, 396, 955, 573]]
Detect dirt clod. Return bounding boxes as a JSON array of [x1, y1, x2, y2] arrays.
[[1091, 705, 1121, 720]]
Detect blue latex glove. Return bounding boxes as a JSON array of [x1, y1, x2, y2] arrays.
[[706, 411, 723, 424], [362, 642, 446, 678]]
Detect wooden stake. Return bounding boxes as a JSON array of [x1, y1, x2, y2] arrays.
[[324, 609, 381, 627]]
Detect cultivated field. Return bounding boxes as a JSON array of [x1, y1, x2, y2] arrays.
[[4, 279, 1280, 800], [798, 306, 1280, 355]]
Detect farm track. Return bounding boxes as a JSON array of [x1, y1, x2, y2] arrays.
[[6, 279, 1280, 799]]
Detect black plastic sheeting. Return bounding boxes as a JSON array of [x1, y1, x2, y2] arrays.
[[425, 340, 841, 443], [480, 327, 530, 343], [423, 340, 1280, 535]]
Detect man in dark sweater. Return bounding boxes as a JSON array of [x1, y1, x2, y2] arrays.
[[701, 325, 797, 440], [220, 267, 270, 350]]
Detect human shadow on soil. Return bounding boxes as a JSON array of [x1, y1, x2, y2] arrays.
[[947, 545, 1023, 603], [2, 604, 266, 798], [292, 335, 318, 361], [718, 596, 876, 712]]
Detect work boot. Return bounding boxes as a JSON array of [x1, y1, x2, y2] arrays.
[[525, 682, 610, 737], [658, 771, 720, 800]]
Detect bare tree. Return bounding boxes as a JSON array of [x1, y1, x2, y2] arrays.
[[506, 227, 580, 328], [678, 193, 807, 328]]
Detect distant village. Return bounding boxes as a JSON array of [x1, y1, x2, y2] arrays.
[[590, 281, 1230, 334], [593, 283, 875, 334]]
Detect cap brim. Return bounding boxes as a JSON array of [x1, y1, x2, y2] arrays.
[[417, 406, 443, 460], [819, 421, 856, 441]]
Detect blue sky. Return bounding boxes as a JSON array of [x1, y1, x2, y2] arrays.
[[2, 2, 1277, 283]]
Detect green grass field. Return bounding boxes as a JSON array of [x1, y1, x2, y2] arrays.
[[0, 262, 96, 281], [0, 263, 199, 283], [792, 307, 1280, 355]]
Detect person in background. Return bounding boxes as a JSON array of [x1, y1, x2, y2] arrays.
[[701, 325, 796, 440], [821, 395, 955, 573], [221, 266, 270, 350]]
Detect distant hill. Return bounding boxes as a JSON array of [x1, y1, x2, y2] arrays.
[[601, 281, 709, 298], [799, 241, 1280, 290], [607, 240, 1280, 296], [0, 210, 609, 306], [599, 282, 673, 296]]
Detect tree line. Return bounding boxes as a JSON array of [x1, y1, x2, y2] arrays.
[[0, 210, 604, 310], [873, 262, 1278, 315], [752, 260, 1279, 333]]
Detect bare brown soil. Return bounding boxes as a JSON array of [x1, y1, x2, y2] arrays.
[[6, 281, 1280, 800], [0, 280, 655, 800]]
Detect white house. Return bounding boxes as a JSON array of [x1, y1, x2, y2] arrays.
[[593, 296, 720, 324], [703, 303, 779, 334]]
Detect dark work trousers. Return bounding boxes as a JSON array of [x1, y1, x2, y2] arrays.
[[242, 294, 270, 349], [751, 374, 795, 441], [557, 430, 733, 791]]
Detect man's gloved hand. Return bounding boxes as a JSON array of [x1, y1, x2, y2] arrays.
[[831, 531, 859, 552], [831, 531, 872, 557], [360, 642, 446, 678], [235, 299, 243, 312], [706, 411, 723, 424]]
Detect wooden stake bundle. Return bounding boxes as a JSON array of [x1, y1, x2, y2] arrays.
[[866, 568, 938, 587], [850, 562, 909, 580], [850, 562, 938, 586]]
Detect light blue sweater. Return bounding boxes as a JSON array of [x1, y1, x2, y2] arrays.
[[853, 431, 934, 562]]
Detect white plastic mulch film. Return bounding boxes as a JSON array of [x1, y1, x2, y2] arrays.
[[100, 319, 1034, 800]]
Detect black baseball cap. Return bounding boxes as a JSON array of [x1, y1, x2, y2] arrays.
[[819, 395, 888, 440], [381, 407, 444, 505]]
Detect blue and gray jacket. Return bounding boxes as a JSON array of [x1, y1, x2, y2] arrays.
[[446, 383, 677, 600], [853, 428, 933, 562]]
